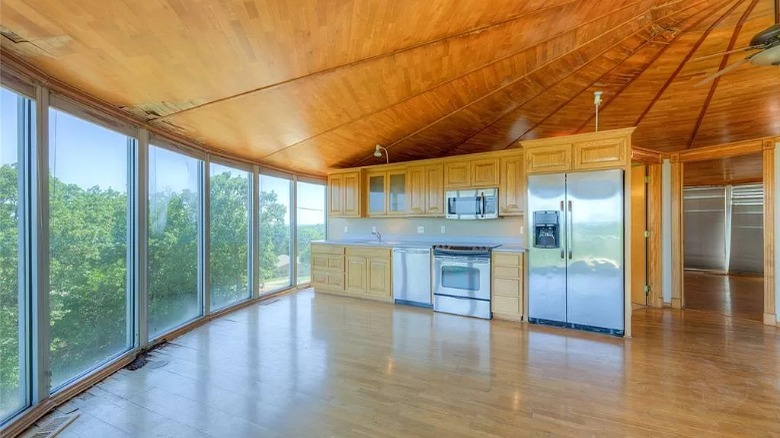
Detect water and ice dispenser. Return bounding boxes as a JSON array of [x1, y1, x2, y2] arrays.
[[533, 210, 560, 249]]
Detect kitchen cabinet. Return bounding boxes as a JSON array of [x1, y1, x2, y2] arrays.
[[491, 251, 524, 321], [408, 163, 444, 216], [366, 168, 407, 217], [311, 244, 345, 292], [444, 158, 499, 189], [522, 127, 633, 174], [328, 171, 362, 217], [499, 155, 524, 216], [314, 244, 393, 302]]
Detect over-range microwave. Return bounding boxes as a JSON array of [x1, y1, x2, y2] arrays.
[[445, 188, 498, 220]]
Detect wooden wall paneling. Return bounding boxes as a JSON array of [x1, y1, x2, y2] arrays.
[[631, 147, 663, 164], [763, 140, 776, 325], [670, 156, 684, 309], [647, 163, 664, 308], [630, 164, 648, 307], [683, 152, 763, 186]]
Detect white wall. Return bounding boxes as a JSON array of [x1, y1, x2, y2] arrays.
[[328, 216, 524, 244], [661, 159, 672, 304]]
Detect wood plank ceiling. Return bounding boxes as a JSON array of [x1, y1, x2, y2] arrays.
[[1, 0, 779, 175]]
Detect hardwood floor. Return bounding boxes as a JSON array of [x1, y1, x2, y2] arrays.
[[684, 270, 764, 322], [25, 289, 780, 438]]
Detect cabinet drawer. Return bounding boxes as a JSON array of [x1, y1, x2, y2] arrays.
[[312, 254, 343, 270], [492, 296, 521, 315], [493, 252, 521, 267], [346, 246, 392, 258], [493, 278, 521, 298], [312, 271, 344, 290], [312, 244, 345, 255], [494, 266, 521, 279]]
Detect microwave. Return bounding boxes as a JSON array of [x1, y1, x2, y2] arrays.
[[445, 188, 498, 220]]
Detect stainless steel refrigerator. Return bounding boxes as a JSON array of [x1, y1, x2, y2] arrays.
[[527, 169, 625, 335]]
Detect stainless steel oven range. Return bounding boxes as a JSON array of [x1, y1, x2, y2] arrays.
[[432, 244, 500, 319]]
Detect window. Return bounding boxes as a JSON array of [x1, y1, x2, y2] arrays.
[[209, 162, 251, 309], [0, 87, 33, 420], [48, 108, 133, 389], [296, 182, 326, 285], [259, 175, 291, 294], [148, 145, 202, 338]]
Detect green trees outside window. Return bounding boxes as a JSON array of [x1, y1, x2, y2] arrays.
[[296, 182, 326, 284]]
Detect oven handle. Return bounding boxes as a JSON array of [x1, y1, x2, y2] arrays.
[[434, 248, 491, 256], [435, 256, 490, 264]]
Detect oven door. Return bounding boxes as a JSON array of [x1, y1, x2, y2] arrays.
[[433, 255, 491, 300]]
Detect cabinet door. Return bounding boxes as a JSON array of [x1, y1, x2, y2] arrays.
[[366, 172, 387, 216], [444, 161, 471, 188], [366, 257, 391, 297], [425, 164, 444, 215], [572, 137, 627, 170], [471, 158, 499, 187], [525, 144, 572, 174], [499, 156, 524, 216], [327, 174, 343, 216], [387, 170, 407, 215], [407, 166, 426, 215], [342, 172, 361, 217], [345, 256, 367, 294]]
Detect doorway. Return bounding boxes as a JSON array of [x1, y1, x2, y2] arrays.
[[630, 164, 648, 308], [680, 153, 764, 322]]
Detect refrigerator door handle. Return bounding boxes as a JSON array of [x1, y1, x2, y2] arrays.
[[560, 200, 566, 259], [567, 200, 573, 259]]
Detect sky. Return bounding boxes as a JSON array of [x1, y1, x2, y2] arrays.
[[2, 87, 325, 225]]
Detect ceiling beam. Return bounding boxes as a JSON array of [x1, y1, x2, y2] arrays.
[[687, 0, 759, 148]]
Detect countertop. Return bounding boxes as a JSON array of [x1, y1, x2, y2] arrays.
[[312, 239, 526, 252]]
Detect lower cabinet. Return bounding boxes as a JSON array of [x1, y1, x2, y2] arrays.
[[491, 251, 524, 321], [313, 244, 392, 302]]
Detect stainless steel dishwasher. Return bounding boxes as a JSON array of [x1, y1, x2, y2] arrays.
[[392, 247, 432, 308]]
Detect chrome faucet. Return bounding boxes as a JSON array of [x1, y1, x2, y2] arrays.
[[372, 230, 383, 242]]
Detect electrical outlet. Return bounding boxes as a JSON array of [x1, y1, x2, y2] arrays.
[[344, 225, 348, 233], [440, 225, 446, 234], [372, 226, 377, 233], [520, 225, 524, 235], [417, 226, 424, 234]]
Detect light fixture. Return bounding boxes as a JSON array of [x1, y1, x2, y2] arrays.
[[374, 144, 389, 164], [593, 91, 604, 132]]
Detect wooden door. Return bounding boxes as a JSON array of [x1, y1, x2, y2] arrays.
[[386, 169, 407, 215], [444, 161, 471, 188], [342, 171, 361, 217], [631, 164, 648, 307], [327, 174, 343, 216], [366, 257, 391, 297], [407, 166, 426, 215], [525, 144, 571, 174], [471, 158, 499, 187], [345, 256, 367, 294], [426, 164, 444, 215], [499, 156, 524, 216]]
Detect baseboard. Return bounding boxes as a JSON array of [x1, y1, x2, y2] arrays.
[[764, 312, 777, 326], [671, 297, 682, 309]]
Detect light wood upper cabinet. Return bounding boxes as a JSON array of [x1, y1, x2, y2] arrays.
[[407, 163, 444, 217], [366, 168, 407, 217], [328, 171, 362, 217], [444, 161, 471, 188], [425, 164, 444, 215], [366, 171, 387, 216], [387, 170, 407, 215], [524, 144, 572, 174], [499, 155, 524, 216], [572, 137, 628, 170], [471, 158, 499, 187]]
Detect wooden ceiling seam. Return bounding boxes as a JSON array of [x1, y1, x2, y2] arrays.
[[572, 0, 733, 133], [687, 0, 760, 148], [632, 0, 748, 129], [153, 0, 585, 122], [350, 0, 694, 165], [265, 0, 653, 166], [458, 0, 719, 152]]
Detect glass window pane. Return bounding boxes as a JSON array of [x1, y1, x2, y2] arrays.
[[259, 175, 291, 294], [0, 87, 32, 420], [209, 163, 251, 309], [148, 145, 201, 338], [296, 182, 325, 285], [49, 108, 132, 389]]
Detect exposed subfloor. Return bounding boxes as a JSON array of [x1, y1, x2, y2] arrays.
[[24, 289, 780, 437], [684, 270, 764, 321]]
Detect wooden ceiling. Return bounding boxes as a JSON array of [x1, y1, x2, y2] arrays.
[[2, 0, 779, 175]]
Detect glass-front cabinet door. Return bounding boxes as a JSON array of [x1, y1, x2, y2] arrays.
[[387, 170, 407, 214], [367, 172, 386, 215]]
